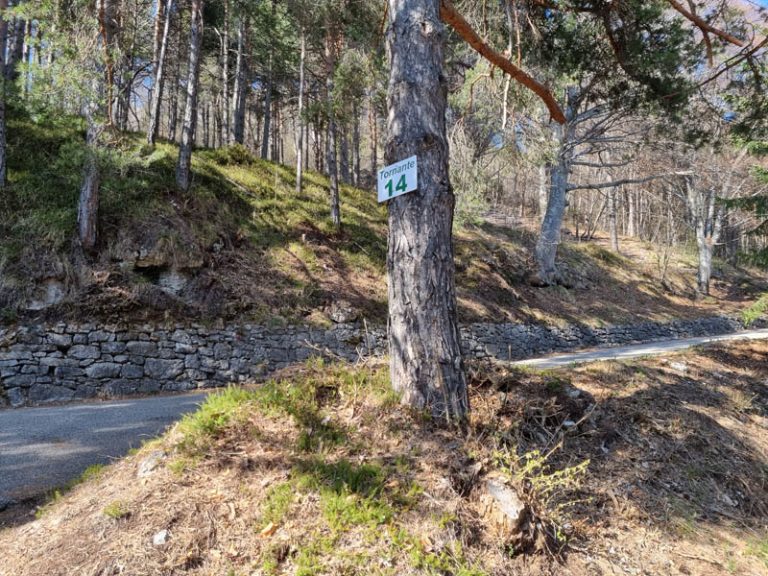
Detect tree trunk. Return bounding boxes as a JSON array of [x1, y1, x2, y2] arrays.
[[231, 15, 247, 144], [340, 124, 350, 184], [295, 28, 306, 193], [535, 149, 568, 285], [78, 113, 102, 251], [369, 97, 378, 183], [97, 0, 117, 126], [325, 32, 341, 229], [534, 88, 577, 285], [385, 0, 467, 423], [609, 188, 619, 252], [538, 162, 549, 217], [220, 0, 230, 144], [0, 0, 8, 187], [147, 0, 173, 145], [176, 0, 204, 192], [352, 103, 360, 187]]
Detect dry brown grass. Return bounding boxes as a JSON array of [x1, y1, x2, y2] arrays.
[[2, 343, 768, 576]]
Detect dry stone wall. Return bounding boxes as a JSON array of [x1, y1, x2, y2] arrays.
[[0, 315, 747, 407]]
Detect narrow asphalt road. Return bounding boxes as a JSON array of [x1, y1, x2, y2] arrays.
[[3, 328, 768, 515], [0, 392, 208, 511], [513, 328, 768, 369]]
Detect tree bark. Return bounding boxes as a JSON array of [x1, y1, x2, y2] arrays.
[[534, 88, 577, 285], [176, 0, 204, 192], [220, 0, 230, 144], [231, 14, 247, 144], [609, 187, 619, 252], [369, 96, 378, 182], [78, 111, 102, 251], [340, 124, 350, 184], [295, 28, 306, 193], [385, 0, 468, 423], [325, 31, 341, 229], [352, 103, 360, 187], [0, 0, 8, 187], [147, 0, 173, 145]]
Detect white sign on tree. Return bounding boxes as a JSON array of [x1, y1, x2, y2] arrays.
[[378, 156, 418, 203]]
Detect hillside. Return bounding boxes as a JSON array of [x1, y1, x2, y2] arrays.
[[2, 341, 767, 575], [1, 110, 766, 329]]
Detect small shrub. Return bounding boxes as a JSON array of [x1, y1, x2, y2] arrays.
[[102, 500, 130, 520]]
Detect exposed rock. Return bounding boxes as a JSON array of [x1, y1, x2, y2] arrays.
[[85, 363, 123, 379], [482, 476, 528, 539], [67, 345, 101, 360], [152, 529, 170, 546], [158, 269, 190, 295], [328, 300, 359, 324], [144, 359, 184, 380], [26, 279, 66, 311], [138, 450, 166, 478]]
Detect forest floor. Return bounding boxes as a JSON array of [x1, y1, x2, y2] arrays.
[[1, 109, 766, 328], [2, 340, 767, 576]]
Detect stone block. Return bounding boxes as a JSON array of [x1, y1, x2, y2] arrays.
[[121, 364, 144, 379], [85, 362, 123, 379], [126, 341, 158, 356], [67, 345, 100, 360], [144, 358, 184, 380]]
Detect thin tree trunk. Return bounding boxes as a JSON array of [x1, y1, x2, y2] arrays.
[[97, 0, 117, 126], [369, 97, 377, 183], [147, 0, 173, 145], [295, 28, 306, 193], [609, 188, 619, 252], [0, 0, 8, 187], [386, 0, 467, 423], [231, 14, 247, 144], [352, 104, 360, 187], [340, 124, 350, 184], [220, 0, 230, 144], [176, 0, 204, 192], [78, 111, 102, 251]]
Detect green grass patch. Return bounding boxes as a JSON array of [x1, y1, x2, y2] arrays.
[[259, 482, 295, 528]]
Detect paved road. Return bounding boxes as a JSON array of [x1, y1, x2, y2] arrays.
[[513, 328, 768, 369], [0, 393, 208, 510]]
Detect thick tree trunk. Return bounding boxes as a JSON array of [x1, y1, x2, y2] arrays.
[[231, 15, 247, 144], [385, 0, 467, 423], [696, 233, 713, 295], [147, 0, 173, 145], [295, 29, 306, 193], [176, 0, 203, 192], [535, 148, 568, 285], [534, 88, 577, 285]]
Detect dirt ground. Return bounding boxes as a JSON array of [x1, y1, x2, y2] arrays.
[[1, 341, 767, 576]]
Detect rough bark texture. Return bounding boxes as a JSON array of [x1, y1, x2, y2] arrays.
[[78, 115, 101, 251], [147, 0, 173, 145], [176, 0, 203, 192], [386, 0, 468, 423], [534, 88, 577, 285]]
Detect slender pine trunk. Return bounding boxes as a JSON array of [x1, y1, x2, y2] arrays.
[[147, 0, 173, 145], [295, 29, 306, 193], [176, 0, 204, 192], [231, 15, 247, 144]]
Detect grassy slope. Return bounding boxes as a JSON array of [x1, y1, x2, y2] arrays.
[[2, 343, 768, 575], [1, 109, 765, 327]]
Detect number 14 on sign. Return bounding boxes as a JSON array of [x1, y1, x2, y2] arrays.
[[378, 156, 418, 203]]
